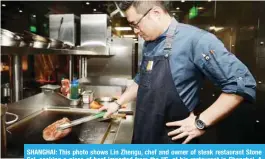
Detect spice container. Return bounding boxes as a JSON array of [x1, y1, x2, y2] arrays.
[[81, 90, 94, 104]]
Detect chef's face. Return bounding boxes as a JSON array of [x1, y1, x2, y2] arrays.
[[125, 6, 163, 41]]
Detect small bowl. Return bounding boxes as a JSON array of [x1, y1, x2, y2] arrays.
[[94, 97, 117, 107]]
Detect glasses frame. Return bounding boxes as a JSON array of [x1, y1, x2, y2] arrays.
[[129, 8, 152, 29]]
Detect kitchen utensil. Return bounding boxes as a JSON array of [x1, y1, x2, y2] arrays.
[[44, 106, 99, 114], [32, 41, 50, 48], [62, 42, 74, 49], [15, 33, 29, 47], [94, 97, 117, 106], [49, 38, 64, 49], [23, 31, 50, 48], [19, 40, 27, 47], [95, 97, 117, 102], [1, 83, 11, 97], [24, 31, 49, 43], [58, 17, 64, 39], [55, 92, 81, 106], [94, 97, 117, 108], [0, 29, 21, 47], [40, 84, 60, 92], [57, 111, 106, 131], [81, 90, 94, 104]]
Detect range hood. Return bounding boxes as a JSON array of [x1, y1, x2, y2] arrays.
[[80, 14, 112, 55]]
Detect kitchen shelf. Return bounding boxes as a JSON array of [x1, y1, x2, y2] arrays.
[[1, 46, 113, 56]]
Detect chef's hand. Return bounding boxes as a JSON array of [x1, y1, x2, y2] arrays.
[[166, 113, 205, 144], [98, 102, 120, 118]]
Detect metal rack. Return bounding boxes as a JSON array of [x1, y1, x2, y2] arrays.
[[1, 46, 112, 56], [1, 46, 113, 103]]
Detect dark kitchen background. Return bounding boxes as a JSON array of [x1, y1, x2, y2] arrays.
[[1, 1, 265, 143]]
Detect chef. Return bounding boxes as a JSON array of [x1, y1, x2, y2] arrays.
[[100, 1, 256, 144]]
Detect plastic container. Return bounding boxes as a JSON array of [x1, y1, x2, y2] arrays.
[[70, 79, 79, 99]]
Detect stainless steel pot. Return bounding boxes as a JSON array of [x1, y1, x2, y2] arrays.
[[19, 40, 27, 47], [23, 31, 50, 48], [49, 38, 64, 49], [1, 83, 11, 97], [32, 41, 50, 49], [16, 33, 30, 47], [62, 42, 74, 49], [1, 104, 19, 158], [24, 31, 49, 43], [0, 29, 21, 47]]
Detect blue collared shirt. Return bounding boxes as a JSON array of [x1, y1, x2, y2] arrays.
[[134, 22, 257, 111]]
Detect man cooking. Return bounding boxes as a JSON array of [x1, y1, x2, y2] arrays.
[[99, 1, 256, 144]]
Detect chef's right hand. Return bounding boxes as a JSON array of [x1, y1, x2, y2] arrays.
[[98, 102, 120, 118]]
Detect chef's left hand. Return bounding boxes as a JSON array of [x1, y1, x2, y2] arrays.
[[166, 113, 205, 144]]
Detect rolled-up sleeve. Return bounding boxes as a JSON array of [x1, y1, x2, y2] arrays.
[[134, 73, 140, 84], [193, 32, 257, 102]]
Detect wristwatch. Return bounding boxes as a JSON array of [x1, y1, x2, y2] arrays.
[[195, 114, 207, 130]]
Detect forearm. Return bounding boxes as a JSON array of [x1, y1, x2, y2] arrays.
[[116, 81, 139, 105], [199, 93, 244, 127]]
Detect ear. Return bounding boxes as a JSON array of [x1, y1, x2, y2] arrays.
[[150, 6, 164, 18]]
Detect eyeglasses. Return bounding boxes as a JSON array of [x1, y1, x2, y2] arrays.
[[129, 8, 152, 29]]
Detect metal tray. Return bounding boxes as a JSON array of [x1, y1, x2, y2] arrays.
[[55, 92, 81, 106], [40, 84, 60, 92]]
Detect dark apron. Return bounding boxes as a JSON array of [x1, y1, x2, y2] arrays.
[[132, 18, 197, 144]]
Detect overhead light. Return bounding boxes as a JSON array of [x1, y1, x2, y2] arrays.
[[115, 27, 132, 31], [181, 0, 185, 2], [32, 15, 36, 18], [173, 13, 176, 16], [208, 0, 212, 2], [209, 26, 215, 30], [260, 41, 264, 45], [232, 44, 235, 47], [19, 10, 23, 13], [198, 7, 204, 10], [2, 4, 6, 7], [215, 27, 224, 31], [123, 35, 136, 38], [86, 2, 90, 5], [209, 26, 224, 32], [176, 7, 180, 10], [93, 8, 97, 11]]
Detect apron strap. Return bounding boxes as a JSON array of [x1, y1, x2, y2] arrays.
[[164, 18, 179, 57]]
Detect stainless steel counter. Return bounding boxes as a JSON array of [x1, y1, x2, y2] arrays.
[[5, 92, 135, 145]]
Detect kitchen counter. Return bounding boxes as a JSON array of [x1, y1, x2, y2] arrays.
[[4, 91, 135, 157]]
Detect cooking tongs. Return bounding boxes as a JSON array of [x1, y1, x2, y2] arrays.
[[57, 112, 126, 131]]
